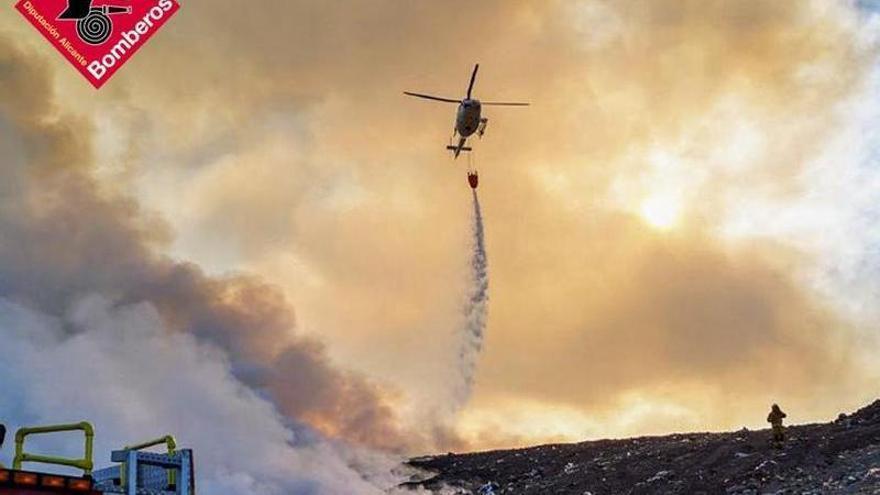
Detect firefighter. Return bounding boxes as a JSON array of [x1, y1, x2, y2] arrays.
[[767, 404, 787, 444]]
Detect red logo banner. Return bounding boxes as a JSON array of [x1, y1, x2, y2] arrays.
[[15, 0, 180, 88]]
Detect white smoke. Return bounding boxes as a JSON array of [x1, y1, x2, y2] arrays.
[[0, 296, 425, 495]]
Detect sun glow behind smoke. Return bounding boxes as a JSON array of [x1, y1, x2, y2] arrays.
[[639, 193, 682, 230]]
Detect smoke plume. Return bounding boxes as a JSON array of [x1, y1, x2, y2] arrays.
[[0, 33, 435, 493], [0, 296, 419, 495]]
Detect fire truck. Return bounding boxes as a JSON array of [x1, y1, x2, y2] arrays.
[[0, 422, 194, 495]]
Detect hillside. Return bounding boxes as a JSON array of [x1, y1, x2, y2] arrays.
[[405, 401, 880, 494]]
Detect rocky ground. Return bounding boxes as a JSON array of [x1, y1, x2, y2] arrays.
[[404, 400, 880, 494]]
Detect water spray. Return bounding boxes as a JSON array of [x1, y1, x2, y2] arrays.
[[452, 189, 489, 409]]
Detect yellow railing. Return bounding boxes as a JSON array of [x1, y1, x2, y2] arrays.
[[124, 435, 177, 454], [13, 422, 94, 476], [121, 435, 178, 488]]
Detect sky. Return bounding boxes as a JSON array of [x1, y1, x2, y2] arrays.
[[2, 0, 880, 490]]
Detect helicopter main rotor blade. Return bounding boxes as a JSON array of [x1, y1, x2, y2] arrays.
[[481, 101, 530, 106], [403, 92, 462, 104], [466, 63, 479, 99]]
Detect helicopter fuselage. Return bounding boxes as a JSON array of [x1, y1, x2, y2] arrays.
[[456, 99, 482, 138]]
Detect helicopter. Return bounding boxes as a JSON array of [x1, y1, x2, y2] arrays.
[[404, 64, 529, 187]]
